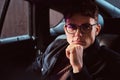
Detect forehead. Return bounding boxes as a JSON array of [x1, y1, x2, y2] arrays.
[[65, 14, 96, 24]]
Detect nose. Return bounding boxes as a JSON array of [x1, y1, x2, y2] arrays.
[[74, 29, 82, 37]]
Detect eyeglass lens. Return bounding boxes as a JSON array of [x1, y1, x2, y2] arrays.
[[66, 23, 93, 34]]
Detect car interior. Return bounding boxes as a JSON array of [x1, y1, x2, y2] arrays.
[[0, 0, 120, 80], [50, 0, 120, 53]]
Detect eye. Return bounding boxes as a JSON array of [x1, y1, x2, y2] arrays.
[[67, 24, 77, 30], [81, 23, 91, 30]]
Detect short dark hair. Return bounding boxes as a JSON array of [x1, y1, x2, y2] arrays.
[[63, 0, 99, 21]]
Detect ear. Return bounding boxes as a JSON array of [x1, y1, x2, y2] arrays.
[[95, 24, 101, 36]]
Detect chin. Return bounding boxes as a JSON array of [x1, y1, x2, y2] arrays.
[[83, 45, 89, 49]]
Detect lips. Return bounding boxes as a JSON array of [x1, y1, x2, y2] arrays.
[[72, 41, 86, 45]]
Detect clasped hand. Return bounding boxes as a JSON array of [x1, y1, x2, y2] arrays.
[[66, 44, 83, 73]]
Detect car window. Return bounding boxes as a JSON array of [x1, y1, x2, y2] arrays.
[[0, 0, 5, 16], [49, 9, 63, 28], [0, 0, 29, 38]]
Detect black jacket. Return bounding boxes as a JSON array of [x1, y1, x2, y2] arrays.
[[31, 39, 120, 80]]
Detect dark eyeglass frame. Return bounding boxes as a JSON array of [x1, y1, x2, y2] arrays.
[[65, 23, 98, 34]]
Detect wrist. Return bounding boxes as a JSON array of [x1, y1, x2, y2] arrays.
[[72, 65, 83, 73]]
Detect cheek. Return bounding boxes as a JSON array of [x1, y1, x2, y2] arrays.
[[86, 36, 95, 45], [88, 28, 96, 40], [85, 33, 96, 47], [66, 34, 73, 44]]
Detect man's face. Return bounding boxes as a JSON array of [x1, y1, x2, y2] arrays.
[[64, 14, 101, 49]]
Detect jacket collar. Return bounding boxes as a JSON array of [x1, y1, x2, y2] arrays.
[[84, 39, 100, 55]]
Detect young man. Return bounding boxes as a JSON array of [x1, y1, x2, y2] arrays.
[[31, 1, 120, 80]]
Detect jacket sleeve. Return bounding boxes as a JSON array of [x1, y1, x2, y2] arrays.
[[28, 39, 67, 74]]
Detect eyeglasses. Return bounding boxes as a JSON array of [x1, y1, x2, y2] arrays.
[[65, 23, 97, 34]]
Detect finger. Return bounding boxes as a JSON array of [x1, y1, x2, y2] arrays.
[[66, 48, 70, 59]]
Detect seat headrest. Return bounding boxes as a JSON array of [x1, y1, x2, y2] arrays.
[[98, 14, 104, 28]]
